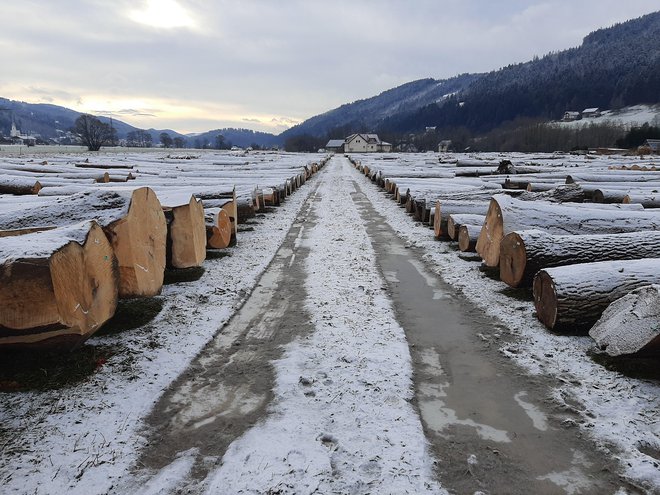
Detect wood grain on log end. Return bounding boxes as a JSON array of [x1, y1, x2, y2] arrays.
[[533, 270, 558, 330], [499, 232, 527, 287], [206, 209, 232, 249], [107, 187, 167, 298], [475, 198, 503, 267]]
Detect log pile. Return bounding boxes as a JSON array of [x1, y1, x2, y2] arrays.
[[350, 151, 660, 356], [0, 151, 330, 350]]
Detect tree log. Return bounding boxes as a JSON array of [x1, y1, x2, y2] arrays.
[[0, 221, 118, 349], [476, 194, 660, 267], [500, 230, 660, 288], [0, 187, 167, 298], [0, 176, 42, 195], [589, 285, 660, 356], [624, 193, 660, 208], [458, 224, 481, 252], [205, 208, 232, 249], [533, 259, 660, 332], [433, 200, 490, 239], [162, 196, 207, 269], [447, 214, 485, 240]]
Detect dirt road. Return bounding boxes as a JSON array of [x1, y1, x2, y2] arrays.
[[126, 156, 633, 494]]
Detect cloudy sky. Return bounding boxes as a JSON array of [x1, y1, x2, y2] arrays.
[[0, 1, 657, 135]]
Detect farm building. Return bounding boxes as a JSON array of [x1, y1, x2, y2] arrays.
[[582, 107, 601, 118], [562, 111, 581, 121], [643, 139, 660, 154], [325, 139, 345, 153], [344, 133, 392, 153]]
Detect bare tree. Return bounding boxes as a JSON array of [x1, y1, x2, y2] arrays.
[[72, 114, 114, 151], [160, 132, 173, 148]]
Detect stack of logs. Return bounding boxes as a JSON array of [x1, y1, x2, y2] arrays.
[[0, 153, 330, 351], [350, 153, 660, 357]]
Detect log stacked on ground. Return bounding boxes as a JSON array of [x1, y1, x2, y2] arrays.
[[499, 230, 660, 288], [589, 285, 660, 356], [0, 187, 167, 298], [160, 195, 207, 269], [0, 221, 118, 349], [476, 194, 660, 267], [532, 258, 660, 332]]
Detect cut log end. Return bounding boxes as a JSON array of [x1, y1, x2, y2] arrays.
[[168, 196, 207, 269], [107, 187, 167, 298], [533, 270, 558, 330], [475, 199, 504, 267], [206, 209, 232, 249], [0, 222, 119, 350], [499, 232, 528, 287]]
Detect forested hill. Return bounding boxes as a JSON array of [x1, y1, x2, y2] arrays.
[[279, 74, 479, 140], [378, 11, 660, 134]]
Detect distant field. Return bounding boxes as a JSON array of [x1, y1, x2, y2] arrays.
[[0, 145, 209, 155]]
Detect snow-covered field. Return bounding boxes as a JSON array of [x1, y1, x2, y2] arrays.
[[1, 150, 659, 493]]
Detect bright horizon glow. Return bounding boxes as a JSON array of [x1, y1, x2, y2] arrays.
[[128, 0, 195, 29]]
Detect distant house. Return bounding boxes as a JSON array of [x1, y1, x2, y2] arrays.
[[325, 139, 345, 153], [582, 107, 601, 118], [425, 126, 437, 132], [344, 133, 392, 153], [438, 140, 452, 152], [562, 111, 581, 122], [643, 139, 660, 154]]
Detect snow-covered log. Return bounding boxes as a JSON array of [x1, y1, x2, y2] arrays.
[[533, 259, 660, 332], [624, 193, 660, 208], [499, 230, 660, 288], [589, 285, 660, 356], [0, 176, 42, 195], [593, 189, 630, 203], [458, 224, 481, 252], [476, 195, 660, 267], [447, 213, 485, 240], [0, 187, 167, 298], [433, 200, 490, 239], [0, 221, 118, 350]]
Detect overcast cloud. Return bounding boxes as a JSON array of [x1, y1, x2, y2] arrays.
[[0, 1, 657, 134]]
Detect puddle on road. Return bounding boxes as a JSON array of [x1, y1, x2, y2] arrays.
[[350, 182, 630, 495]]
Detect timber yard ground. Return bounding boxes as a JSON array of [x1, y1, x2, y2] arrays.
[[0, 151, 659, 494]]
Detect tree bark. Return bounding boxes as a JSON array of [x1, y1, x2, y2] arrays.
[[499, 230, 660, 288], [589, 285, 660, 356], [0, 221, 118, 350], [476, 194, 660, 267], [532, 259, 660, 333]]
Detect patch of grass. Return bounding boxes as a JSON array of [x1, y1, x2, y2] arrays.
[[164, 266, 205, 285], [95, 297, 164, 337], [206, 250, 232, 260], [0, 344, 118, 391], [589, 350, 660, 382]]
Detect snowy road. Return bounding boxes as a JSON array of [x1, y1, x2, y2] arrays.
[[122, 157, 636, 494]]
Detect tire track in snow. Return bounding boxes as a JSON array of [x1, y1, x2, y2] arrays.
[[203, 157, 444, 494]]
